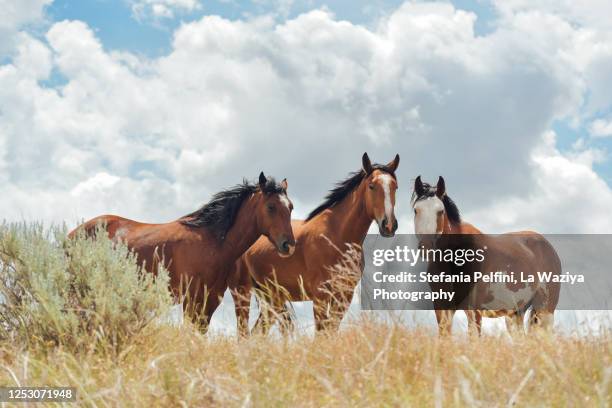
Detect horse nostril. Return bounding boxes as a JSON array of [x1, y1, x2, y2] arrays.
[[281, 241, 290, 252], [382, 218, 388, 228], [393, 219, 398, 231]]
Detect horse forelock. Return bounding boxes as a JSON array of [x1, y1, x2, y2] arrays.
[[412, 181, 461, 225], [259, 177, 286, 196]]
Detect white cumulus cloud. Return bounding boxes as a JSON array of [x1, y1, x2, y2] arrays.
[[590, 118, 612, 138], [0, 0, 52, 55], [130, 0, 202, 20]]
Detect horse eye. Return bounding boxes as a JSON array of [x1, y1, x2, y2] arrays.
[[368, 183, 375, 190], [267, 203, 275, 212], [414, 209, 417, 215]]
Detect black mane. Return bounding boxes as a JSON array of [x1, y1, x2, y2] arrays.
[[180, 177, 285, 240], [305, 164, 396, 222], [412, 181, 461, 225]]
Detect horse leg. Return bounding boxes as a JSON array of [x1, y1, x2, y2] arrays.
[[528, 287, 556, 332], [279, 314, 295, 335], [191, 278, 228, 334], [183, 284, 206, 330], [228, 266, 253, 338], [251, 295, 277, 335], [276, 303, 295, 335], [231, 285, 252, 338], [465, 310, 482, 336], [325, 289, 355, 331], [505, 311, 525, 334], [313, 297, 333, 332], [528, 310, 554, 332], [504, 317, 513, 333], [435, 309, 455, 335], [251, 309, 270, 335], [196, 290, 225, 334], [256, 297, 294, 336]]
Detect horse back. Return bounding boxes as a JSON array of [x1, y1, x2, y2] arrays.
[[69, 215, 141, 240], [458, 222, 482, 234]]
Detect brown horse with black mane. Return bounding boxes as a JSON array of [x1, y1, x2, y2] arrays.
[[412, 176, 560, 335], [229, 153, 400, 336], [69, 172, 295, 330]]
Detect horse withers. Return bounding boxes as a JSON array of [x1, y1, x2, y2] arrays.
[[412, 176, 560, 335], [69, 172, 295, 331], [230, 153, 400, 336]]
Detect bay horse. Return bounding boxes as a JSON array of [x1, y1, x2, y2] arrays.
[[69, 172, 295, 330], [229, 153, 400, 336], [412, 176, 560, 335]]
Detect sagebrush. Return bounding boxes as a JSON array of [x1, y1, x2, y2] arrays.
[[0, 222, 172, 354]]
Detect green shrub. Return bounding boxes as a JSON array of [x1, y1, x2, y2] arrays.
[[0, 222, 172, 354]]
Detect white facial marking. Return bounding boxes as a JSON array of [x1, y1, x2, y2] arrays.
[[413, 196, 444, 235], [377, 174, 394, 221], [279, 193, 291, 210]]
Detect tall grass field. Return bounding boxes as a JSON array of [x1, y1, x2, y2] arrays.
[[0, 223, 609, 407]]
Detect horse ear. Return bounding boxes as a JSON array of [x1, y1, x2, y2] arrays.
[[436, 176, 446, 198], [415, 176, 425, 196], [281, 178, 288, 191], [362, 152, 373, 174], [259, 172, 267, 189], [387, 154, 400, 172]]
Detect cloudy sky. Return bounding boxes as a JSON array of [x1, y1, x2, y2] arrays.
[[2, 0, 612, 235]]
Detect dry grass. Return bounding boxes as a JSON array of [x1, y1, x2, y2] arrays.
[[0, 223, 609, 407], [0, 318, 609, 407]]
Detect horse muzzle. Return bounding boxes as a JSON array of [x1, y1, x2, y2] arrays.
[[378, 217, 398, 237], [277, 238, 296, 258]]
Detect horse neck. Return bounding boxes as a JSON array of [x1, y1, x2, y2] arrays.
[[320, 182, 372, 245], [443, 214, 481, 234], [443, 215, 458, 234], [218, 194, 262, 261]]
